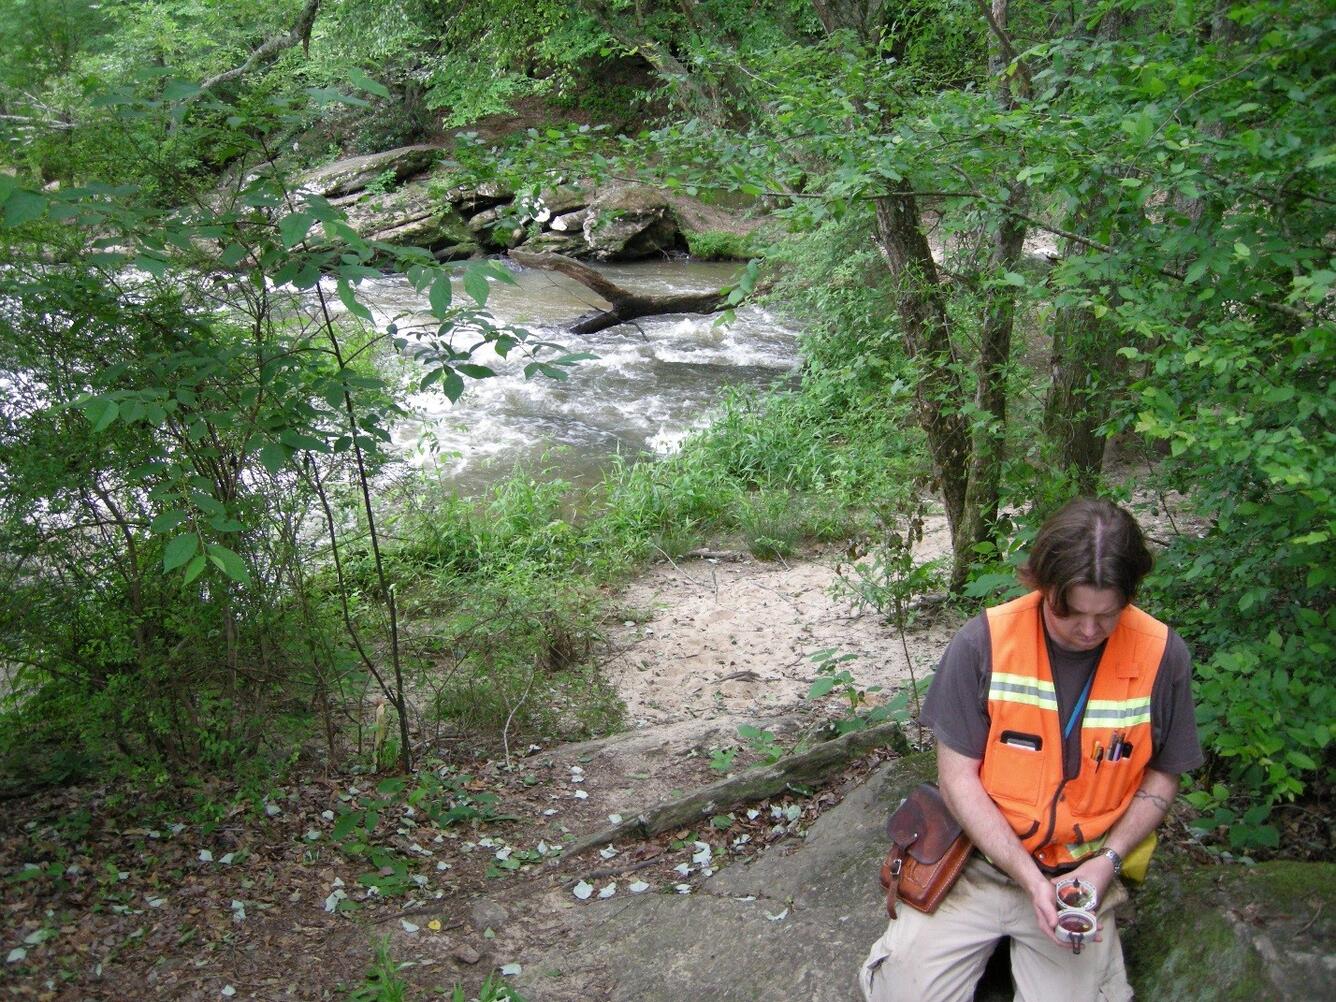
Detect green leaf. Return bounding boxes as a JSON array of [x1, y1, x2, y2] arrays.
[[277, 212, 314, 248], [1001, 271, 1027, 287], [331, 811, 364, 841], [346, 67, 391, 100], [183, 554, 208, 584], [163, 534, 198, 572], [150, 511, 188, 533], [441, 367, 466, 402], [807, 677, 837, 699], [161, 79, 202, 101], [219, 243, 249, 267], [337, 279, 373, 322], [455, 364, 496, 379], [429, 274, 452, 316], [206, 544, 251, 584], [463, 269, 490, 307], [259, 442, 289, 474], [3, 189, 47, 227], [133, 254, 169, 277], [84, 398, 119, 432]]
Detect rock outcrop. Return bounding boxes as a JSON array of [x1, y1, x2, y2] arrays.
[[298, 145, 441, 200], [340, 181, 477, 261], [295, 147, 717, 264]]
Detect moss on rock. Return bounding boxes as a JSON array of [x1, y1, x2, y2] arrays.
[[1124, 860, 1335, 1001]]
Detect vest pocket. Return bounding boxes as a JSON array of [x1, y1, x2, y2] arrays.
[[982, 740, 1044, 806], [1071, 758, 1133, 816]]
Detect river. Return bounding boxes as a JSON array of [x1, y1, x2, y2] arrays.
[[340, 259, 803, 496]]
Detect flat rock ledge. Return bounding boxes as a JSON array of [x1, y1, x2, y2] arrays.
[[479, 739, 1333, 1002]]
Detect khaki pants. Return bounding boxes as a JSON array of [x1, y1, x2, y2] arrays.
[[858, 856, 1134, 1002]]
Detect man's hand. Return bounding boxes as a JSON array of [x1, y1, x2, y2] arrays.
[[938, 745, 1070, 947]]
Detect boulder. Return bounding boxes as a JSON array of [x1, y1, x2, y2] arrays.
[[527, 185, 590, 221], [581, 184, 685, 260], [440, 179, 515, 216], [547, 208, 588, 233], [1124, 859, 1336, 1001], [340, 180, 478, 258], [518, 230, 589, 257], [297, 145, 440, 199]]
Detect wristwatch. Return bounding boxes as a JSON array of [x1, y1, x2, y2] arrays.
[[1100, 846, 1123, 876]]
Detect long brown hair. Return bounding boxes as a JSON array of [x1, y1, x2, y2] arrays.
[[1017, 499, 1153, 613]]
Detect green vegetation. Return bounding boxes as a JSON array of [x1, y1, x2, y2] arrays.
[[0, 0, 1331, 870]]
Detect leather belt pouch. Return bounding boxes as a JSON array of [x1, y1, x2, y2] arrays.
[[878, 782, 972, 918]]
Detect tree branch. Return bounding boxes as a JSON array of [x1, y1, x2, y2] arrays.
[[196, 0, 323, 95]]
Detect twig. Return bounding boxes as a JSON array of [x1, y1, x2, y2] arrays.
[[565, 857, 660, 883], [502, 660, 541, 771], [653, 542, 705, 588]]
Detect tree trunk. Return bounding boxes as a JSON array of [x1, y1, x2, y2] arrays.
[[870, 194, 969, 544], [955, 183, 1026, 588], [1041, 9, 1128, 490], [509, 250, 728, 335]]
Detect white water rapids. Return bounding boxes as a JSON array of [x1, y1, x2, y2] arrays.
[[335, 259, 804, 495]]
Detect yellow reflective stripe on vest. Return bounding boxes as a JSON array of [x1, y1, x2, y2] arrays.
[[1083, 697, 1152, 729], [987, 671, 1057, 711]]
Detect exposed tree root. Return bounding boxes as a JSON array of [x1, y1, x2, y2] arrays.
[[549, 719, 906, 866]]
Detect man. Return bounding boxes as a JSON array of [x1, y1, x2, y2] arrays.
[[860, 498, 1202, 1002]]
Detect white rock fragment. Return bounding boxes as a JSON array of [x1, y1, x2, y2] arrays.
[[5, 948, 25, 964], [599, 845, 617, 860], [573, 880, 594, 900], [674, 862, 690, 875], [221, 986, 236, 997], [218, 852, 235, 865], [543, 808, 559, 816], [675, 883, 692, 894], [629, 881, 650, 894], [198, 850, 213, 862], [305, 829, 322, 842], [608, 814, 623, 823], [264, 803, 281, 817], [400, 920, 419, 933], [573, 789, 588, 800], [599, 883, 617, 899], [692, 842, 712, 866], [321, 810, 335, 821], [500, 963, 522, 977], [766, 908, 789, 922]]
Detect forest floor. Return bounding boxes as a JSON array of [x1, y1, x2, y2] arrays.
[[1, 525, 960, 1001]]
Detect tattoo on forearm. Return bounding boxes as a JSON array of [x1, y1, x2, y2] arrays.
[[1134, 789, 1173, 812]]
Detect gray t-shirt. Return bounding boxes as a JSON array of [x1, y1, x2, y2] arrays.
[[921, 610, 1204, 779]]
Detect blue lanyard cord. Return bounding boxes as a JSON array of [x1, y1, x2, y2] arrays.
[[1063, 668, 1096, 741]]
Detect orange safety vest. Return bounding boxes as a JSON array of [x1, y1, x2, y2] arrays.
[[979, 591, 1167, 869]]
